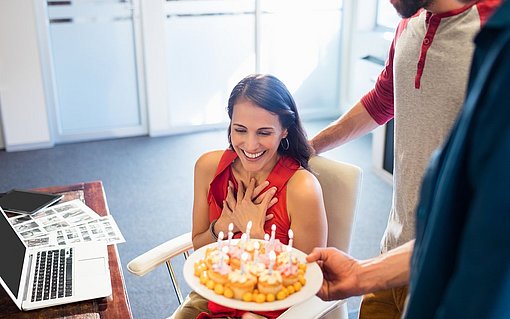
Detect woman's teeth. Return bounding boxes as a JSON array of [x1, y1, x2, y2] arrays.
[[243, 150, 264, 159]]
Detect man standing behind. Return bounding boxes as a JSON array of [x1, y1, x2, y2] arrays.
[[310, 0, 499, 317], [306, 0, 510, 317]]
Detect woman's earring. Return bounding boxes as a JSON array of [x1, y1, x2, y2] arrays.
[[280, 137, 290, 151]]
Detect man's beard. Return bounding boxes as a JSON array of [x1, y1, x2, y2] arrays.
[[392, 0, 434, 18]]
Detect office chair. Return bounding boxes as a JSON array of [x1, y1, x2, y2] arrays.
[[127, 155, 363, 319]]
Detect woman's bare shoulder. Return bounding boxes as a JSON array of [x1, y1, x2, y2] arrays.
[[287, 168, 322, 197], [195, 150, 225, 174], [288, 168, 320, 186]]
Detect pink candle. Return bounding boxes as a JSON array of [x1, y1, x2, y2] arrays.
[[220, 245, 229, 267], [268, 250, 276, 274], [287, 229, 294, 268], [241, 252, 249, 275], [217, 231, 224, 249], [253, 241, 260, 263], [240, 233, 247, 250]]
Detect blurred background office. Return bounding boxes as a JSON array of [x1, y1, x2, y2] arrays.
[[0, 0, 399, 317]]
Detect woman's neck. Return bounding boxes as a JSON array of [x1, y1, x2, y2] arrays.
[[232, 155, 280, 186]]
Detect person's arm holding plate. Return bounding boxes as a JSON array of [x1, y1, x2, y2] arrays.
[[306, 240, 413, 300]]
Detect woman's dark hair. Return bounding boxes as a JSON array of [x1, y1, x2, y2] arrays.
[[227, 74, 312, 170]]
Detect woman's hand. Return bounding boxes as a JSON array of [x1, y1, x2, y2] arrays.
[[220, 178, 276, 238]]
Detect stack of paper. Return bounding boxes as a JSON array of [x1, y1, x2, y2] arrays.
[[8, 199, 125, 248]]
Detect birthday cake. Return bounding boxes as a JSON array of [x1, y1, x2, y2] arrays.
[[193, 224, 307, 303]]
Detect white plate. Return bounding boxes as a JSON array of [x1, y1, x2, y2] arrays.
[[183, 240, 323, 311]]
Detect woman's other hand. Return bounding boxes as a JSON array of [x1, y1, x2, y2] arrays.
[[220, 179, 275, 238]]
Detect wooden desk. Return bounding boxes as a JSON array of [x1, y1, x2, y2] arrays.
[[0, 181, 133, 319]]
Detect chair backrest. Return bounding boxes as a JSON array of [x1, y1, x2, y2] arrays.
[[308, 156, 362, 253]]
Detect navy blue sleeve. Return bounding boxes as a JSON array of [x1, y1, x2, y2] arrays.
[[436, 36, 510, 319]]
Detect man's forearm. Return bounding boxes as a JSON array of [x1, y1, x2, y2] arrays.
[[310, 101, 379, 154], [357, 240, 414, 294]]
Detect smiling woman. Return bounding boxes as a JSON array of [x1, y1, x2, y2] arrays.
[[168, 74, 328, 319]]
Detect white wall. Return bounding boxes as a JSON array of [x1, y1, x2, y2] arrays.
[[0, 0, 52, 151], [139, 0, 169, 136], [344, 0, 392, 107], [0, 0, 392, 152], [346, 0, 394, 183]]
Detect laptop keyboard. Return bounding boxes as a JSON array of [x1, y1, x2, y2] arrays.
[[31, 248, 73, 302]]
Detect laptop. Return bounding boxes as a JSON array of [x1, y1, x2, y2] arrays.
[[0, 206, 112, 311]]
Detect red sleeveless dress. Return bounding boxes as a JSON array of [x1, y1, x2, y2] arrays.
[[199, 149, 300, 319]]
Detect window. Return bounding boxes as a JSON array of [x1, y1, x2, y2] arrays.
[[376, 0, 400, 30]]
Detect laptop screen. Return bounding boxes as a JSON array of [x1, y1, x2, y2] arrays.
[[0, 207, 27, 298]]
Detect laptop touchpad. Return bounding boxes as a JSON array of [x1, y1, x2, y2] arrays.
[[79, 257, 107, 275]]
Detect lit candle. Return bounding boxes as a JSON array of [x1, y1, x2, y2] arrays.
[[227, 223, 234, 247], [269, 224, 276, 247], [287, 229, 294, 269], [241, 252, 249, 275], [264, 233, 270, 251], [217, 231, 224, 249], [240, 233, 247, 250], [245, 220, 252, 240], [268, 250, 276, 274]]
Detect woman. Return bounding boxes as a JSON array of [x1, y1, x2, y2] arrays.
[[173, 74, 328, 319]]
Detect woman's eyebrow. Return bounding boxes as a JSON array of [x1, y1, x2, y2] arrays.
[[232, 123, 275, 131]]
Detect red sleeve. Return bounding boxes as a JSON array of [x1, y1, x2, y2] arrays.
[[475, 0, 501, 26], [361, 18, 409, 125]]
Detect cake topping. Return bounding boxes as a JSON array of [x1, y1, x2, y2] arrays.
[[229, 269, 255, 284], [194, 225, 307, 302], [247, 261, 266, 277], [277, 263, 299, 276], [259, 269, 282, 284]]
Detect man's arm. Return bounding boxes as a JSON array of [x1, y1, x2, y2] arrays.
[[306, 240, 414, 301], [310, 101, 380, 154], [357, 240, 414, 294]]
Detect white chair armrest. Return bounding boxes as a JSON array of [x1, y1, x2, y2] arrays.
[[127, 232, 193, 277], [278, 296, 344, 319]]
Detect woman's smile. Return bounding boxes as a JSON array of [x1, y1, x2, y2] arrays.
[[242, 149, 266, 160]]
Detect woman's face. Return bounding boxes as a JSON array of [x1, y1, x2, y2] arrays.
[[230, 99, 287, 173]]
